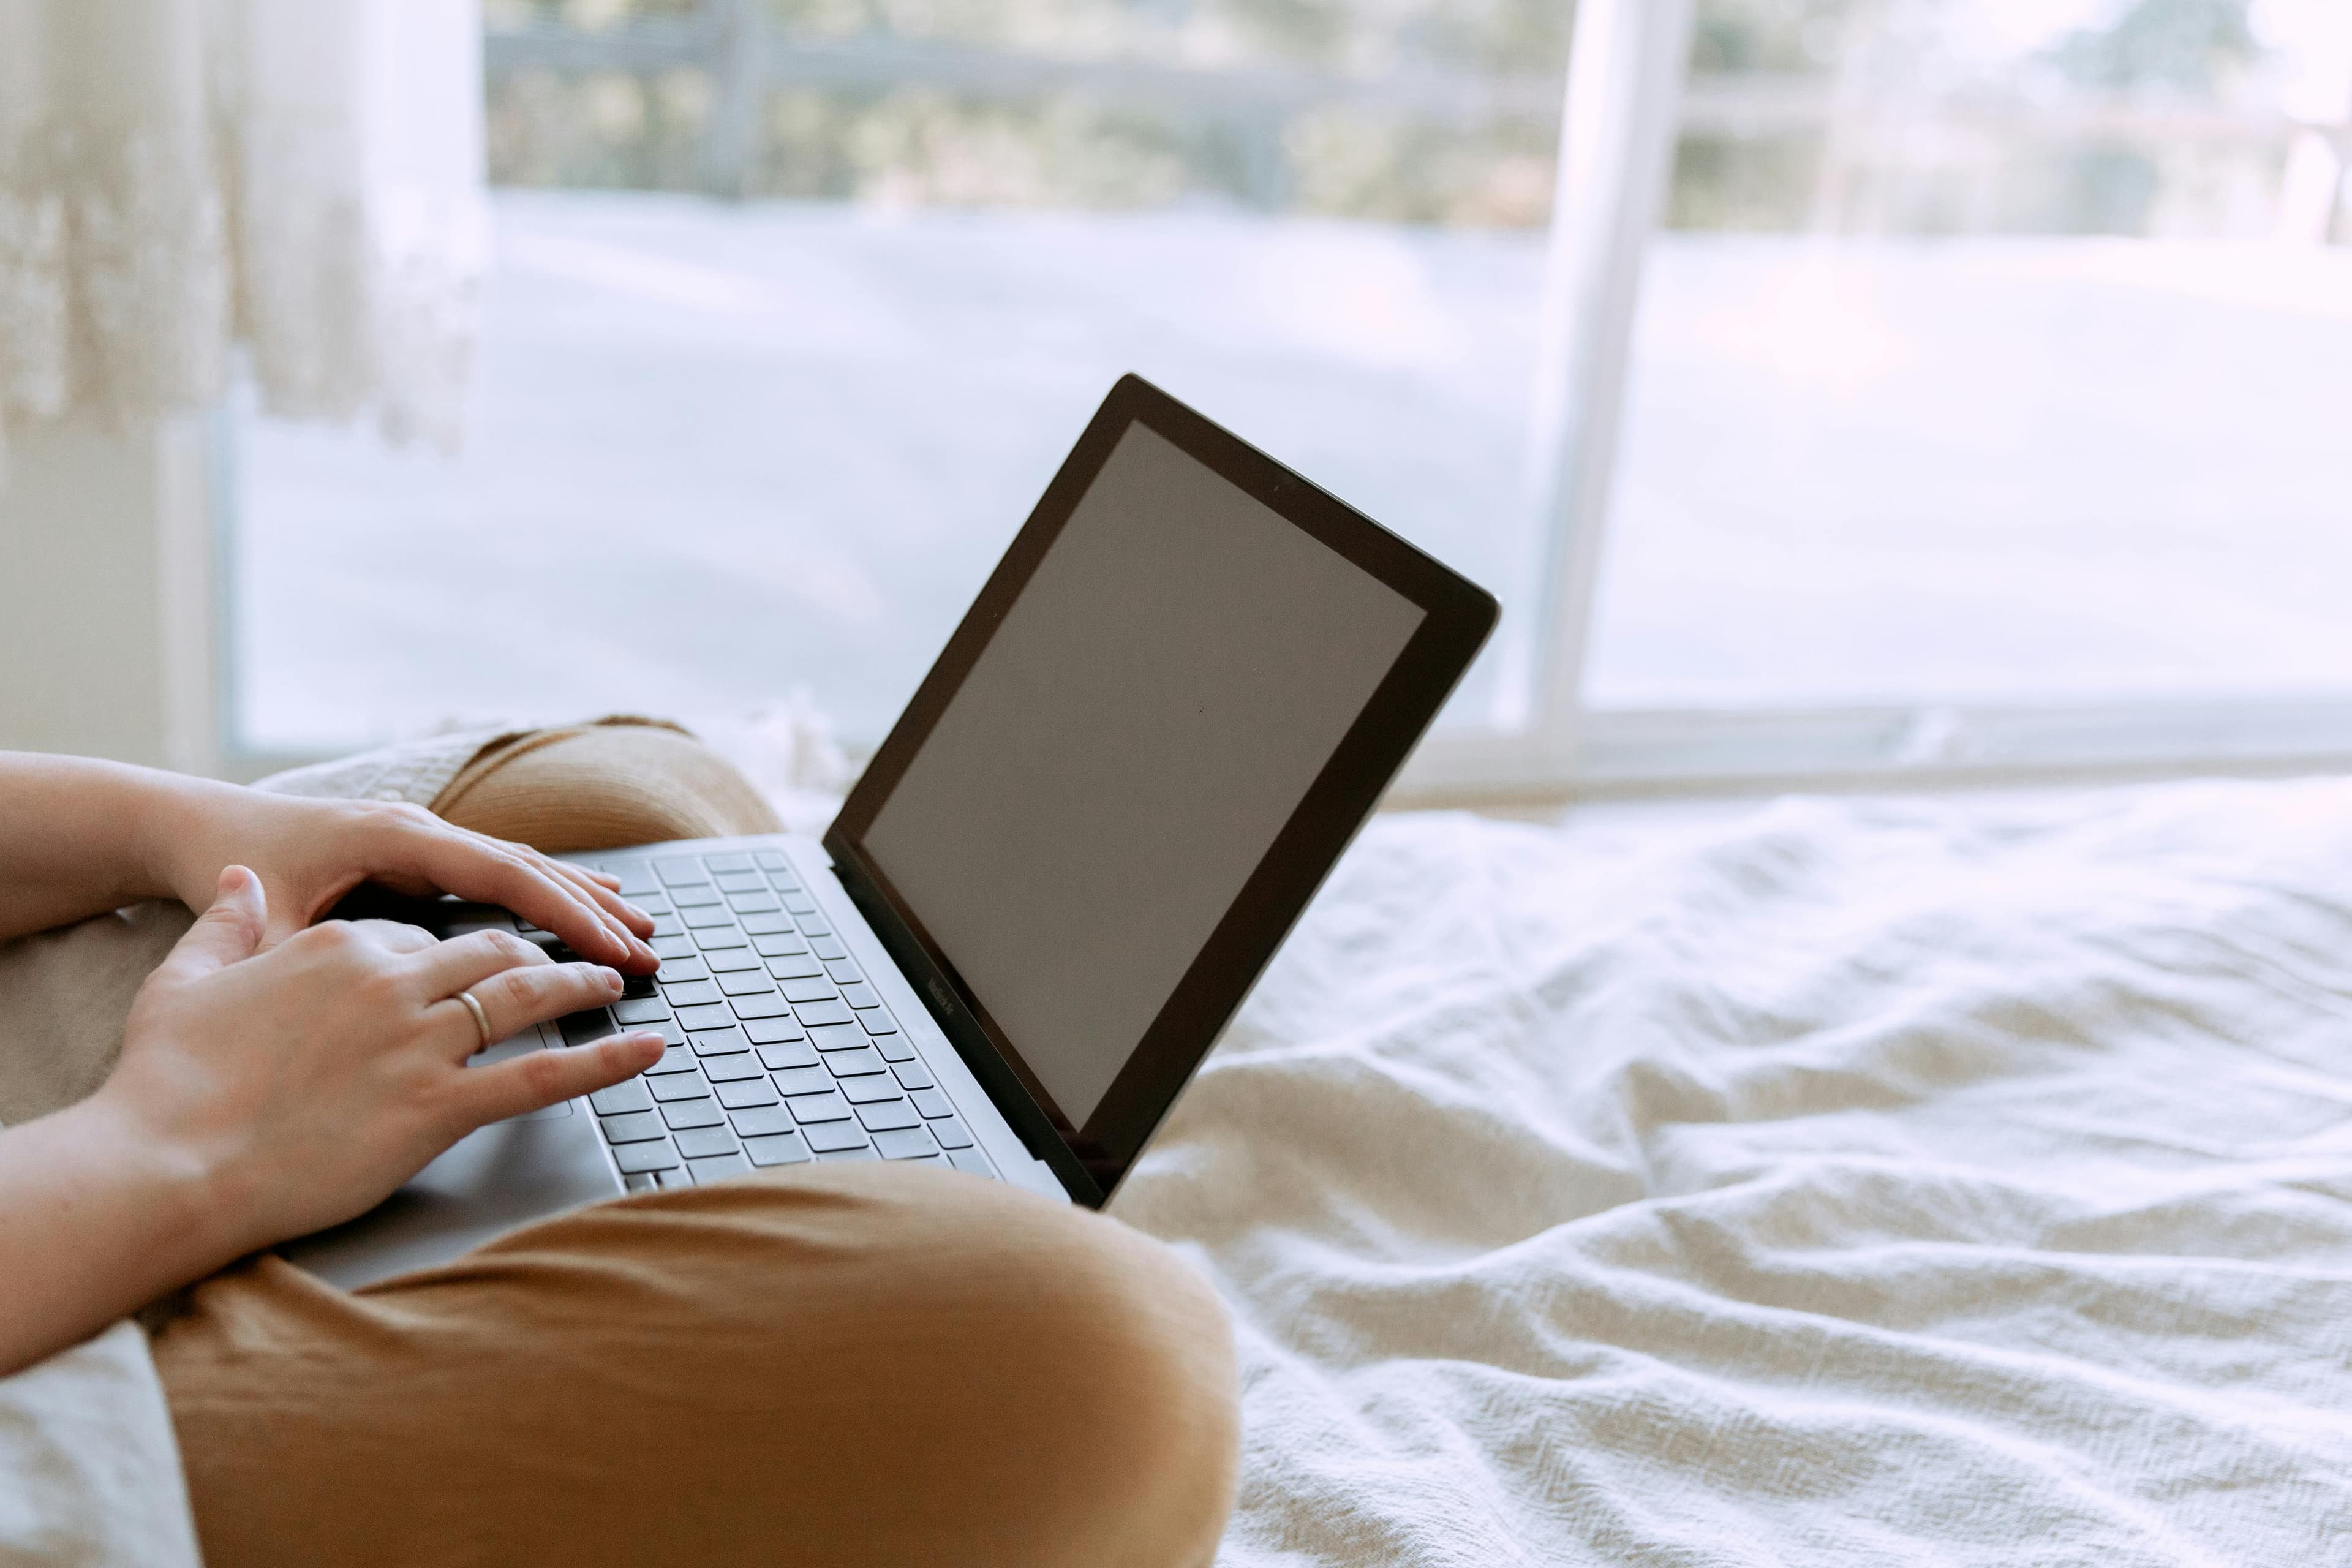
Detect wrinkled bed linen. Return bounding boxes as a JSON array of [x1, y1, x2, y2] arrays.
[[1113, 782, 2352, 1565]]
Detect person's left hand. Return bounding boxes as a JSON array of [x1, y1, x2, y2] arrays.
[[150, 783, 658, 971]]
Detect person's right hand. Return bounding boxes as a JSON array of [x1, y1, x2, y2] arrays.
[[94, 865, 665, 1273]]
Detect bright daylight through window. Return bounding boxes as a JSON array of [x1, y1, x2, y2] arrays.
[[230, 0, 2352, 788]]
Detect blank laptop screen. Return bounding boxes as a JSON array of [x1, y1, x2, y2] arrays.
[[860, 422, 1425, 1129]]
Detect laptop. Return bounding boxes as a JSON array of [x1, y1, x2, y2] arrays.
[[284, 375, 1497, 1288]]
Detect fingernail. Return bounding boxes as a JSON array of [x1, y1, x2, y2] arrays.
[[601, 968, 624, 992]]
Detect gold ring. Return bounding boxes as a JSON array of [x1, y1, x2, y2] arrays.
[[455, 989, 493, 1050]]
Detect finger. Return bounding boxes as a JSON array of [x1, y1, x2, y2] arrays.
[[407, 927, 560, 1001], [535, 853, 654, 937], [345, 919, 439, 956], [407, 831, 653, 971], [160, 866, 268, 979], [453, 1031, 668, 1126], [440, 956, 626, 1054]]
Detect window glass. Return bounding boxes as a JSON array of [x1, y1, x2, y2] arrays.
[[1585, 0, 2352, 711], [233, 0, 1563, 753]]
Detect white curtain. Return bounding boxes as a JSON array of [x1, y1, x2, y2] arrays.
[[0, 0, 486, 469]]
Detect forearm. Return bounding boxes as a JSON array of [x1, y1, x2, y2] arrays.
[[0, 1096, 231, 1376], [0, 754, 219, 941]]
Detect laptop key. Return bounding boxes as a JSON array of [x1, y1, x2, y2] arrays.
[[719, 971, 777, 997], [612, 1140, 681, 1174], [810, 936, 848, 961], [753, 849, 791, 870], [780, 978, 838, 1005], [675, 1003, 736, 1032], [802, 1122, 870, 1154], [839, 1076, 903, 1106], [693, 925, 750, 951], [559, 1008, 616, 1047], [730, 993, 794, 1020], [826, 960, 864, 984], [948, 1147, 993, 1177], [858, 1006, 897, 1035], [909, 1088, 955, 1119], [816, 1147, 878, 1163], [647, 1044, 699, 1076], [741, 911, 794, 935], [589, 1079, 654, 1115], [727, 893, 780, 915], [825, 1047, 888, 1078], [654, 857, 708, 885], [893, 1059, 936, 1091], [781, 893, 818, 915], [692, 1026, 752, 1057], [600, 1110, 668, 1144], [662, 1096, 728, 1129], [771, 1065, 834, 1097], [608, 861, 660, 897], [744, 1133, 812, 1167], [688, 1153, 751, 1185], [873, 1126, 938, 1159], [789, 1093, 852, 1125], [873, 1035, 917, 1063], [757, 1041, 819, 1072], [713, 870, 763, 892], [614, 998, 671, 1026], [730, 1104, 796, 1137], [658, 979, 720, 1008], [706, 946, 766, 973], [767, 954, 825, 981], [717, 1077, 780, 1109], [797, 916, 833, 938], [650, 1073, 715, 1102], [649, 935, 699, 962], [753, 932, 810, 958], [858, 1101, 922, 1133], [702, 1053, 765, 1084], [841, 982, 880, 1011], [670, 882, 724, 907], [744, 1015, 807, 1046], [623, 1170, 658, 1193], [675, 1126, 741, 1159], [684, 908, 738, 929], [929, 1117, 974, 1150], [808, 1022, 867, 1052], [655, 1168, 693, 1189], [795, 998, 853, 1028], [649, 915, 685, 939]]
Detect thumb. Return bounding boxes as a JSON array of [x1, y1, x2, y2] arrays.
[[164, 866, 268, 978]]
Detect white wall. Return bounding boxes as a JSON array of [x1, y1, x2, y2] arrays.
[[0, 418, 219, 775]]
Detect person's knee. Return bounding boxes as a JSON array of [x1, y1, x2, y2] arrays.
[[792, 1167, 1242, 1564]]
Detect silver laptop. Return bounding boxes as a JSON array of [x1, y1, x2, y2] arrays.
[[285, 376, 1496, 1288]]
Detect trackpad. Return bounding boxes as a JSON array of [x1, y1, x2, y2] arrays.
[[277, 1106, 620, 1290]]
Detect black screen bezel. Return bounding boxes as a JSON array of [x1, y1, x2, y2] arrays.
[[824, 374, 1498, 1206]]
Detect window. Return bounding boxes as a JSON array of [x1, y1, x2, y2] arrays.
[[228, 0, 2352, 793], [228, 0, 1564, 756]]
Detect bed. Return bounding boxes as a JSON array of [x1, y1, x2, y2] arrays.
[[1114, 780, 2352, 1564]]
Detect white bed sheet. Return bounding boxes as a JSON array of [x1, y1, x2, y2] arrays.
[[1114, 781, 2352, 1564]]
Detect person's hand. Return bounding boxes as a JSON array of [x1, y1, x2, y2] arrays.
[[92, 867, 666, 1269], [148, 781, 657, 971]]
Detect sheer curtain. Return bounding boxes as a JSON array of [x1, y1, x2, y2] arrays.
[[0, 0, 486, 471]]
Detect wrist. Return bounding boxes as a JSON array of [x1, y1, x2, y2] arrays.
[[127, 771, 235, 911], [62, 1089, 252, 1290]]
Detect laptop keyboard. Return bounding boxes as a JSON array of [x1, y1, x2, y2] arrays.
[[540, 847, 995, 1192]]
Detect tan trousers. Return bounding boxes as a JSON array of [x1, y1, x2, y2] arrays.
[[150, 725, 1241, 1566]]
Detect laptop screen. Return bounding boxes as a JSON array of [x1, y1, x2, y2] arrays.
[[859, 421, 1425, 1133]]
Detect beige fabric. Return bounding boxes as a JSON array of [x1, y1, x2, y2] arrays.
[[0, 1322, 202, 1568], [429, 717, 784, 849], [153, 1163, 1238, 1568]]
